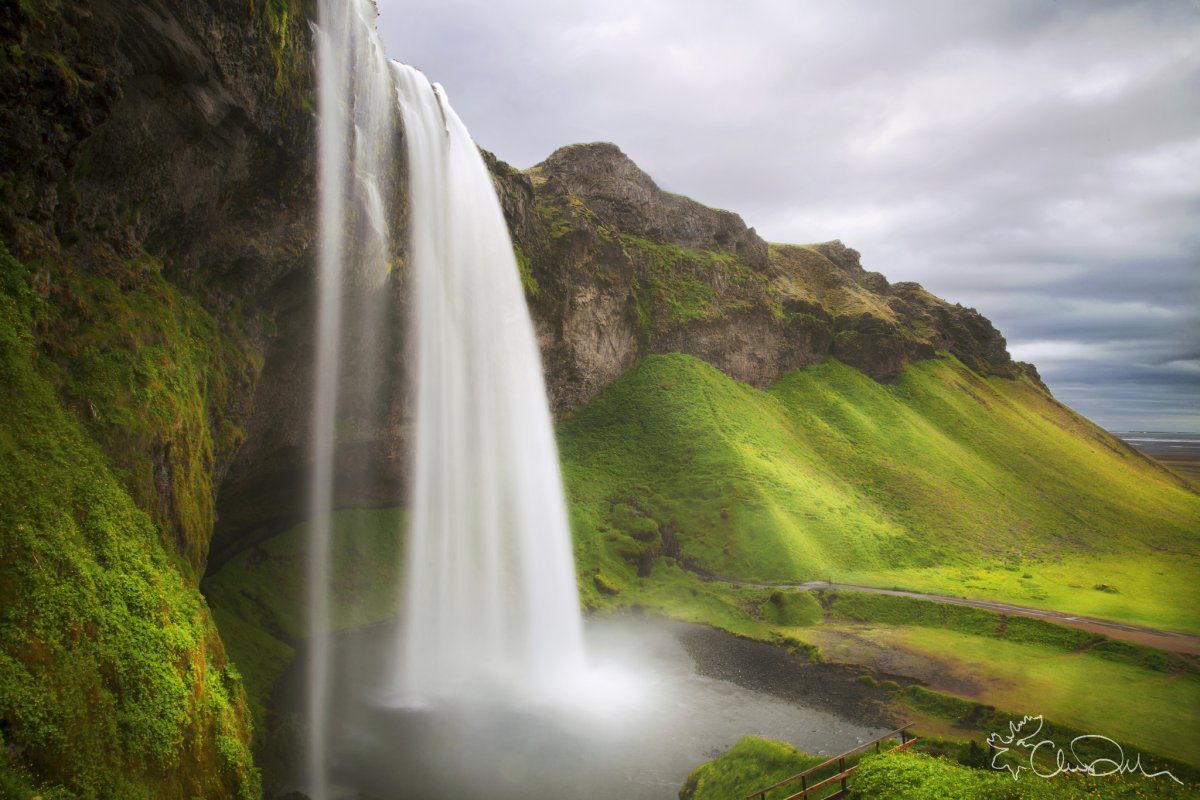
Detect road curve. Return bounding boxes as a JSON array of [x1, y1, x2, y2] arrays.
[[706, 577, 1200, 656]]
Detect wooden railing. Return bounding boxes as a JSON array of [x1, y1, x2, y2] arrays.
[[745, 724, 916, 800]]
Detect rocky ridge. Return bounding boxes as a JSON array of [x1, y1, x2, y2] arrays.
[[492, 142, 1040, 412]]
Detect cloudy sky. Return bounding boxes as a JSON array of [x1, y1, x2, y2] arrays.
[[377, 0, 1199, 432]]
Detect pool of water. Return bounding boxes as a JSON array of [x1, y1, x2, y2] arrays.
[[275, 617, 889, 799]]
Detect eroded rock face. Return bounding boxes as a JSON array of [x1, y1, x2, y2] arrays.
[[0, 0, 326, 570], [491, 143, 1020, 412]]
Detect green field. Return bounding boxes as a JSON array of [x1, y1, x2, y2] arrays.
[[891, 627, 1198, 762]]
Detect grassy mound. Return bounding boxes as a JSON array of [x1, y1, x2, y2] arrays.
[[679, 736, 823, 800]]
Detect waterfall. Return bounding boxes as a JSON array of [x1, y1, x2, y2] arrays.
[[392, 63, 587, 702], [308, 1, 587, 795], [309, 1, 395, 798]]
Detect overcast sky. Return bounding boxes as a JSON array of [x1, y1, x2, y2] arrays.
[[376, 0, 1199, 432]]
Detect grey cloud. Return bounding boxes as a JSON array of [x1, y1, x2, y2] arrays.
[[376, 0, 1200, 431]]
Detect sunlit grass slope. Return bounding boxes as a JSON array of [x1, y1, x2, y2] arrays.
[[559, 354, 1200, 632]]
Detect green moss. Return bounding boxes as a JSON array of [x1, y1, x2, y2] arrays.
[[0, 243, 259, 798], [19, 248, 259, 576], [252, 0, 310, 104], [679, 736, 823, 800], [534, 194, 578, 241], [851, 749, 1194, 799], [513, 242, 539, 295], [619, 234, 770, 330]]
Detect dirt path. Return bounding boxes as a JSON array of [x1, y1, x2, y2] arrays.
[[708, 577, 1200, 656]]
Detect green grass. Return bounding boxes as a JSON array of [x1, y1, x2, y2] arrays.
[[820, 592, 1193, 674], [557, 353, 1200, 632], [203, 508, 406, 736], [850, 555, 1200, 634], [0, 244, 259, 798], [852, 749, 1194, 800], [882, 627, 1200, 764], [684, 738, 1195, 800], [807, 591, 1199, 769]]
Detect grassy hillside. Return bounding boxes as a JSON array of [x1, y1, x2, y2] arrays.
[[559, 353, 1200, 632]]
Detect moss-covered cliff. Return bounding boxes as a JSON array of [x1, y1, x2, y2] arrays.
[[0, 0, 313, 796]]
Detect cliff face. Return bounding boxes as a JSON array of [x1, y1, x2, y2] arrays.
[[0, 0, 315, 795], [492, 142, 1034, 413]]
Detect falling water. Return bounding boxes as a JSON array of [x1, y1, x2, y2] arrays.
[[392, 63, 587, 702], [309, 0, 587, 795], [309, 1, 395, 798]]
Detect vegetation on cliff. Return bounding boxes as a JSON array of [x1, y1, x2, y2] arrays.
[[0, 243, 259, 798], [0, 2, 1192, 796], [0, 0, 317, 792]]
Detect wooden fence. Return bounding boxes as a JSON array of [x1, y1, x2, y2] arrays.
[[745, 724, 917, 800]]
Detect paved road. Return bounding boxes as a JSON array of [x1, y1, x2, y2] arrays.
[[706, 577, 1200, 656]]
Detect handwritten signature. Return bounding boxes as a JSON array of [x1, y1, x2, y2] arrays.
[[986, 715, 1182, 785]]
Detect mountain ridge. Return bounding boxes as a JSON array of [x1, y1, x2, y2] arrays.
[[488, 141, 1044, 416]]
